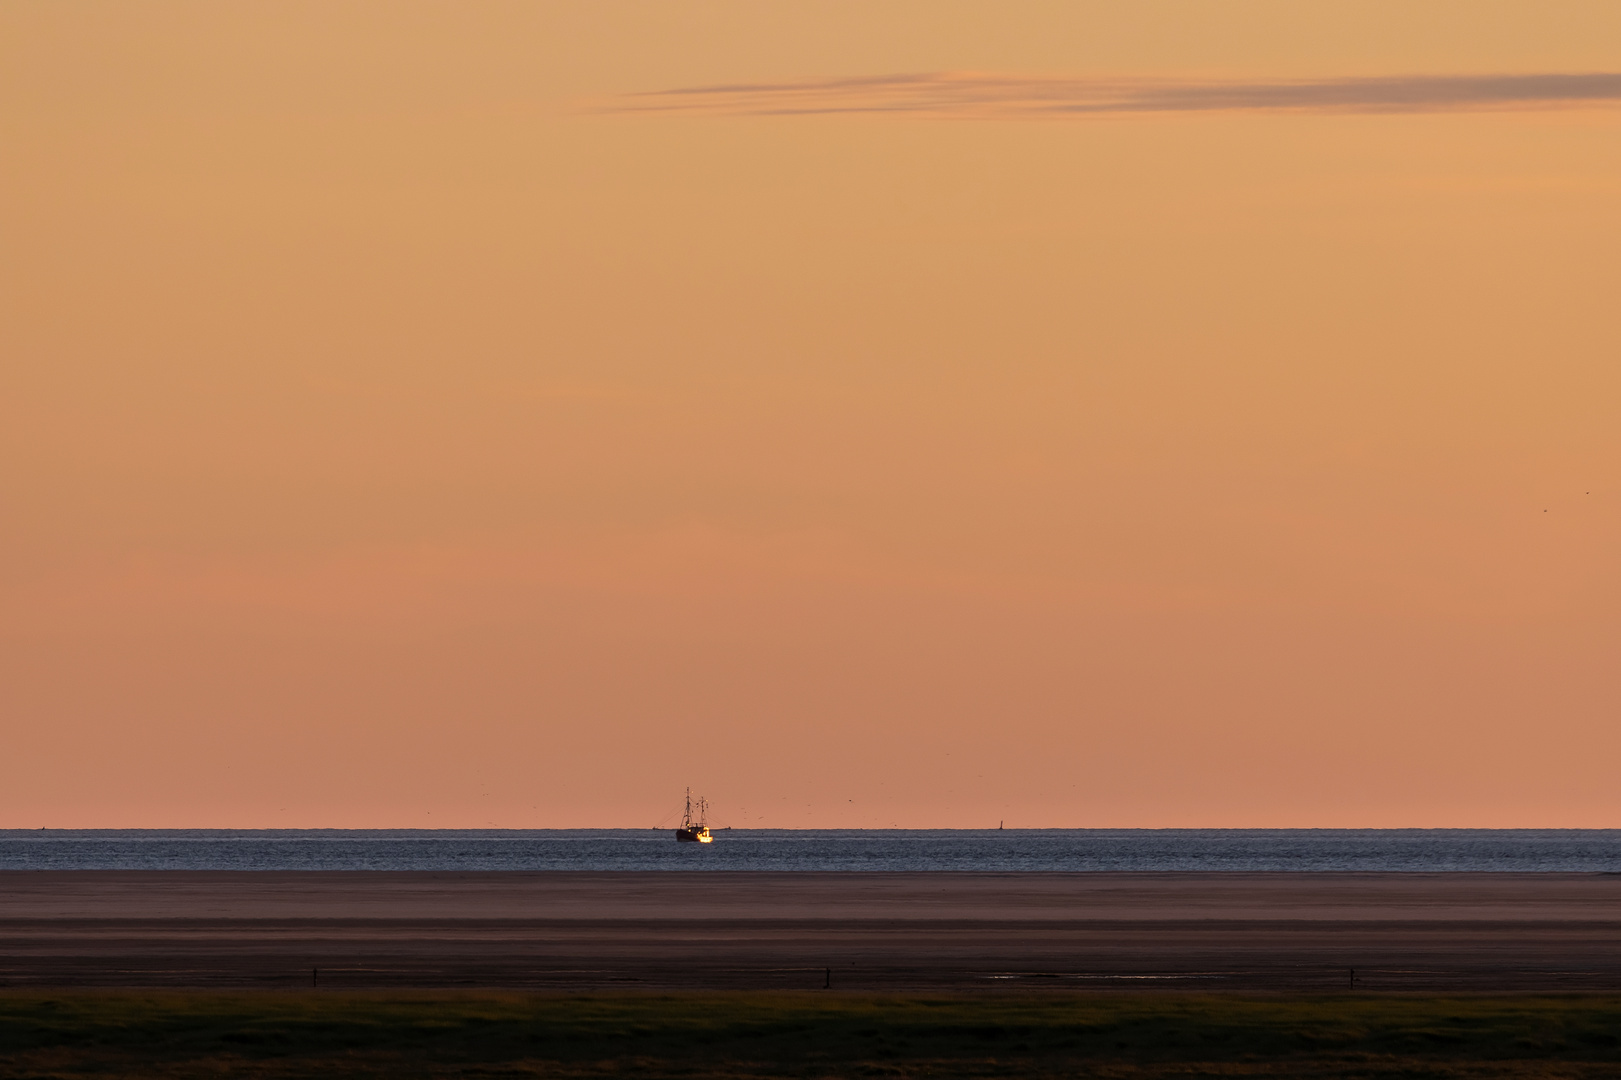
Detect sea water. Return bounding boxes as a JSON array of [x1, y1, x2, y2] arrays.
[[1, 829, 1618, 872]]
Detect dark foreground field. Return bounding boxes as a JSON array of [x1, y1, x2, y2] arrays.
[[4, 992, 1621, 1079]]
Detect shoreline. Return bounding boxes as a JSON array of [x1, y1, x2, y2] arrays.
[[3, 872, 1620, 991]]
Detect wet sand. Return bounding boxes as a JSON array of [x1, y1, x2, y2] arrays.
[[3, 872, 1619, 991]]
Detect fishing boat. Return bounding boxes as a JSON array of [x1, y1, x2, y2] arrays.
[[675, 788, 713, 843]]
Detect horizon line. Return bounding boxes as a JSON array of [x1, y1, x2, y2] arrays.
[[5, 825, 1614, 832]]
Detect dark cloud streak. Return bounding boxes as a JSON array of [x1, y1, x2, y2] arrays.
[[605, 72, 1621, 118]]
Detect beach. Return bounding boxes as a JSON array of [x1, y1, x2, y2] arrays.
[[3, 871, 1619, 991]]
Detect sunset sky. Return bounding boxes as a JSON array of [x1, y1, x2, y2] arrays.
[[4, 2, 1620, 828]]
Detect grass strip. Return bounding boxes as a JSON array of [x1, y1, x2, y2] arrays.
[[2, 991, 1621, 1077]]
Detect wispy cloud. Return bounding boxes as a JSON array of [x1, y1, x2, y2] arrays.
[[604, 72, 1621, 119]]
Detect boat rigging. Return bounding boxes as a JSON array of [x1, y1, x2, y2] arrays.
[[675, 788, 713, 843]]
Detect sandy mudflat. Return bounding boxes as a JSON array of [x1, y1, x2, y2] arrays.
[[2, 872, 1619, 991]]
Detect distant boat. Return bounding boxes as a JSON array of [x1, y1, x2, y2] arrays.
[[675, 788, 713, 843]]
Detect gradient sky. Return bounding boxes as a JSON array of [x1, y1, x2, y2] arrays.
[[4, 2, 1620, 828]]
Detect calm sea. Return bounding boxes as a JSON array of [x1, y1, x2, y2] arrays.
[[1, 830, 1618, 872]]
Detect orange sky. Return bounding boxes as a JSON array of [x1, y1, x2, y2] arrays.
[[4, 2, 1620, 828]]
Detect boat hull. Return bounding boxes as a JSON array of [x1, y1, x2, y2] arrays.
[[674, 827, 713, 843]]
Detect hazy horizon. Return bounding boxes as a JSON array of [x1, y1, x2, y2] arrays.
[[7, 825, 1620, 832]]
